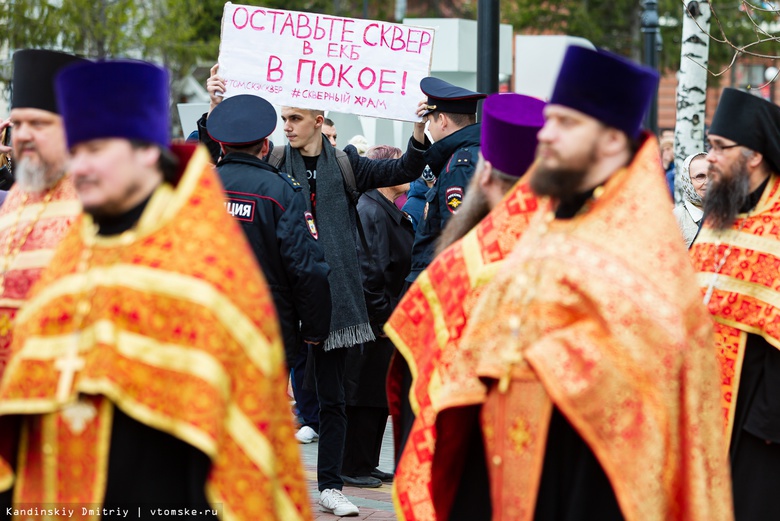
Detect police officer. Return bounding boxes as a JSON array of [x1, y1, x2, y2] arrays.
[[405, 77, 486, 284], [207, 94, 332, 368]]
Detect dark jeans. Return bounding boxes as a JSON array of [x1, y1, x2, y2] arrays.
[[342, 406, 389, 476], [291, 343, 319, 432], [313, 346, 348, 491]]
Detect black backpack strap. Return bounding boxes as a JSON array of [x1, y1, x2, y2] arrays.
[[335, 149, 360, 206], [268, 145, 285, 169]]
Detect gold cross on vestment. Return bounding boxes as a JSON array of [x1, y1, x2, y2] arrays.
[[55, 343, 85, 402], [498, 315, 523, 394]]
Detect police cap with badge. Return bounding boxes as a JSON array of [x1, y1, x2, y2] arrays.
[[207, 94, 302, 190], [420, 77, 487, 116], [207, 94, 276, 146]]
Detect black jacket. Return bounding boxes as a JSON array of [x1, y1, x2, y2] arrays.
[[216, 152, 332, 364], [346, 189, 414, 407], [357, 190, 415, 326], [406, 123, 481, 283]]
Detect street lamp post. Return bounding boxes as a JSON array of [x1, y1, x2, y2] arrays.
[[641, 0, 659, 135], [477, 0, 499, 119]]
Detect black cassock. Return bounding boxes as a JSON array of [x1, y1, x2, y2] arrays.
[[730, 334, 780, 521]]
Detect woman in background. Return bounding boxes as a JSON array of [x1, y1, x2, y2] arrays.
[[673, 152, 708, 248]]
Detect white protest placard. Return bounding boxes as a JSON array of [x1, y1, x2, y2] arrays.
[[218, 3, 434, 122]]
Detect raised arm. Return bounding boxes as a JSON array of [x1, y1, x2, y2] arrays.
[[197, 63, 227, 163], [351, 101, 430, 192]]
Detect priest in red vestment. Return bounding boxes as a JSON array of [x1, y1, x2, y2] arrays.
[[689, 87, 780, 521], [0, 60, 311, 520], [0, 49, 86, 379], [385, 93, 545, 520]]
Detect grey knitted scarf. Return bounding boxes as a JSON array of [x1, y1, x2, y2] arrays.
[[284, 137, 375, 350]]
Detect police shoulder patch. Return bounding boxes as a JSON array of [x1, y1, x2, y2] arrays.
[[445, 186, 464, 213], [279, 171, 303, 191], [447, 148, 473, 172], [305, 211, 318, 239]]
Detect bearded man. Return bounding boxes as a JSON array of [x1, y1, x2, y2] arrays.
[[0, 50, 86, 379], [436, 46, 732, 521], [689, 87, 780, 521], [202, 63, 428, 517]]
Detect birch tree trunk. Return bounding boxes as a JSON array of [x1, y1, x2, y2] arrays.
[[673, 0, 711, 204]]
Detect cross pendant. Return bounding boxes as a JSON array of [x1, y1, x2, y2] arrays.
[[498, 315, 523, 394], [703, 272, 719, 306], [55, 337, 85, 402]]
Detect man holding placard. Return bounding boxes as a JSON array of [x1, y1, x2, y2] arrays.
[[202, 60, 428, 514], [208, 6, 433, 514]]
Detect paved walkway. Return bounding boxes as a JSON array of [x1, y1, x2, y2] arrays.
[[299, 419, 398, 520]]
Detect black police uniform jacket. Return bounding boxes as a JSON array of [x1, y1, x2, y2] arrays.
[[216, 152, 332, 364], [406, 123, 481, 284]]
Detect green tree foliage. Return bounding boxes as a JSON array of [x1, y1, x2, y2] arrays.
[[0, 0, 239, 88], [2, 0, 142, 59], [499, 0, 643, 58], [496, 0, 777, 75], [139, 0, 211, 81]]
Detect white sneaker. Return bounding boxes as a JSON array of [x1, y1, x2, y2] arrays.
[[295, 425, 319, 444], [318, 489, 359, 516]]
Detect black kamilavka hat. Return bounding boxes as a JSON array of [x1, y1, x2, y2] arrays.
[[709, 88, 780, 174], [12, 49, 89, 113]]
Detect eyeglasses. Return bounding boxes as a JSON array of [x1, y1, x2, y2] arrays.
[[691, 173, 708, 184], [705, 141, 740, 155]]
